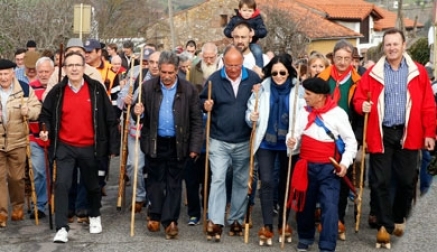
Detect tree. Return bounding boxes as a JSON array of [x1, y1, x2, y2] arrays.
[[260, 5, 311, 60], [0, 0, 75, 57], [407, 37, 430, 64]]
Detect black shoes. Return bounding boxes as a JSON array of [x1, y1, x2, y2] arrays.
[[30, 210, 46, 219]]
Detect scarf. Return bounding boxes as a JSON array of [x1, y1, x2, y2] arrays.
[[264, 78, 291, 145], [304, 96, 337, 130], [330, 65, 353, 103], [287, 135, 336, 212]]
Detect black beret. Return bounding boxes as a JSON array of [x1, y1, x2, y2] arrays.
[[302, 77, 330, 95], [26, 40, 37, 48], [0, 59, 17, 70]]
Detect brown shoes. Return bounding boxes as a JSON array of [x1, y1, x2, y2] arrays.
[[393, 220, 406, 237], [376, 226, 391, 249], [165, 222, 178, 239], [11, 209, 24, 221], [229, 220, 243, 236], [258, 226, 273, 246], [206, 221, 223, 242], [147, 220, 160, 232], [278, 224, 292, 243], [368, 214, 378, 229], [134, 202, 144, 213], [0, 215, 7, 227], [338, 221, 346, 241]]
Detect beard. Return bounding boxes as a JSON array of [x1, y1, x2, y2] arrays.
[[201, 60, 218, 80]]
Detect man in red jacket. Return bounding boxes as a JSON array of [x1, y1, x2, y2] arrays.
[[353, 28, 436, 249]]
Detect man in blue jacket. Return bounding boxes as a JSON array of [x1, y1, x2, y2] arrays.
[[201, 45, 261, 241]]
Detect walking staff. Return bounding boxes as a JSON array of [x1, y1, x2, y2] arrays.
[[117, 59, 135, 211], [41, 123, 53, 229], [22, 96, 39, 225], [244, 89, 258, 244], [203, 81, 212, 234], [130, 48, 144, 237], [354, 92, 370, 232], [281, 65, 301, 249]]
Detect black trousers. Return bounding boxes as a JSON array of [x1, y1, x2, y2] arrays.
[[55, 142, 102, 231], [146, 137, 186, 227], [369, 127, 419, 233]]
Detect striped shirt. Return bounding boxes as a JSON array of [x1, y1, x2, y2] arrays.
[[382, 58, 408, 127]]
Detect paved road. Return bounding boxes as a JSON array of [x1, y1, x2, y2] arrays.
[[0, 157, 436, 252]]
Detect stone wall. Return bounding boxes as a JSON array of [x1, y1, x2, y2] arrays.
[[146, 0, 239, 51]]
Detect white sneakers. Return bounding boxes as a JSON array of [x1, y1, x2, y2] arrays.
[[89, 216, 102, 234], [53, 227, 68, 243], [53, 216, 101, 243]]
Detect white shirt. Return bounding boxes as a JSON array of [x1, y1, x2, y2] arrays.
[[243, 52, 270, 69], [0, 84, 13, 123]]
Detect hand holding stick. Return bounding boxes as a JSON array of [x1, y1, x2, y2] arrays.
[[203, 81, 212, 233]]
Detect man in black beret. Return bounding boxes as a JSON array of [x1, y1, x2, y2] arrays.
[[286, 77, 357, 252], [0, 59, 42, 228]]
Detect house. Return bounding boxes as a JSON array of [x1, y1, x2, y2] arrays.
[[145, 0, 424, 56]]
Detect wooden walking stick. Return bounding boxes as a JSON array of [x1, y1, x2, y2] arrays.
[[117, 58, 136, 211], [355, 92, 371, 232], [244, 89, 259, 244], [203, 80, 212, 233], [41, 123, 53, 229], [22, 96, 39, 225], [130, 47, 144, 237], [280, 70, 301, 249], [50, 43, 63, 216]]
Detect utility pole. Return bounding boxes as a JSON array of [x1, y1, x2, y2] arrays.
[[396, 0, 406, 34], [168, 0, 176, 49]]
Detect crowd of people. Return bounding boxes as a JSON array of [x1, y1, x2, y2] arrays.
[[0, 0, 435, 251]]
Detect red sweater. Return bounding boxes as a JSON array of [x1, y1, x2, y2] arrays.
[[29, 80, 48, 147], [59, 82, 94, 147], [353, 58, 436, 153]]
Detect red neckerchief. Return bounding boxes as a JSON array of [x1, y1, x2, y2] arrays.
[[330, 65, 353, 103], [304, 96, 337, 130]]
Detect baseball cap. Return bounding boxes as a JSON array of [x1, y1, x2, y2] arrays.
[[143, 48, 155, 61], [24, 51, 41, 68], [66, 38, 85, 50], [84, 39, 101, 52]]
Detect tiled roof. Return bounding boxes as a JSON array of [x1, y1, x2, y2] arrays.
[[258, 0, 362, 39], [373, 6, 423, 31]]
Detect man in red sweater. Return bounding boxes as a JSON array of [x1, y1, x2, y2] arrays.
[[353, 28, 436, 249], [39, 52, 119, 243]]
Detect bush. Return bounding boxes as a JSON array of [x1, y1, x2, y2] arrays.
[[407, 37, 429, 65]]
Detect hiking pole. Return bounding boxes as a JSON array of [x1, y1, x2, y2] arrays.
[[244, 88, 259, 244], [355, 92, 371, 232], [117, 58, 135, 211], [130, 47, 144, 237], [41, 123, 53, 229], [203, 80, 212, 233], [281, 70, 301, 249], [22, 96, 38, 225]]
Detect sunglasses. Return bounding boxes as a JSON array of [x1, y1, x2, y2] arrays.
[[271, 71, 287, 76]]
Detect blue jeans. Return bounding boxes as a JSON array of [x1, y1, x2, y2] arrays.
[[208, 138, 250, 226], [249, 43, 263, 67], [30, 142, 47, 212], [68, 169, 89, 215], [420, 150, 433, 194], [296, 162, 340, 252], [127, 134, 147, 202]]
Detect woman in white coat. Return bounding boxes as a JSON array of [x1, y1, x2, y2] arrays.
[[246, 54, 305, 245]]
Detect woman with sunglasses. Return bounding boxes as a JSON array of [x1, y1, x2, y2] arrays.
[[246, 53, 305, 246]]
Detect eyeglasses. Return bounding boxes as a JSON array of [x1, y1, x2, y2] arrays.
[[271, 71, 287, 76], [65, 64, 84, 69]]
